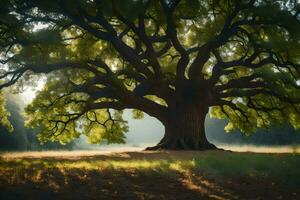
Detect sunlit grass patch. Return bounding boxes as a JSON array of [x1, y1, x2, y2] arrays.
[[1, 158, 172, 171], [0, 158, 196, 175], [169, 160, 196, 173], [52, 159, 171, 171]]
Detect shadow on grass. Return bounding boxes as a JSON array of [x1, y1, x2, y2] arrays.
[[0, 167, 222, 200], [0, 150, 299, 200]]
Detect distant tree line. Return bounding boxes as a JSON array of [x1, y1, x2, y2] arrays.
[[206, 118, 300, 146]]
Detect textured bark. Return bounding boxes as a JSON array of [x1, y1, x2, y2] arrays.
[[146, 102, 216, 150]]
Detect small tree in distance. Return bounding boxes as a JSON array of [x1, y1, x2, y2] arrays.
[[0, 0, 300, 150]]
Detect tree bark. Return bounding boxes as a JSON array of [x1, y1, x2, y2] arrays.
[[146, 102, 216, 150]]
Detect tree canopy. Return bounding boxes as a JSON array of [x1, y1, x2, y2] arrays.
[[0, 0, 300, 148]]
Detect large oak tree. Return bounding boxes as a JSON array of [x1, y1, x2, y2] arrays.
[[1, 0, 300, 150]]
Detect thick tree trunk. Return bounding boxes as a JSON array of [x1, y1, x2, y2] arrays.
[[146, 103, 217, 150]]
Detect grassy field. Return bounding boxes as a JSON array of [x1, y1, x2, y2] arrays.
[[0, 150, 299, 200]]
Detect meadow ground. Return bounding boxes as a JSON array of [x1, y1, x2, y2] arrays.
[[0, 150, 299, 200]]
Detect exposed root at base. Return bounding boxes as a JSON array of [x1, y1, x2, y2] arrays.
[[145, 141, 219, 151]]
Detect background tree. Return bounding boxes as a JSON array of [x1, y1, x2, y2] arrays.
[[0, 93, 75, 151], [0, 0, 300, 150], [0, 92, 13, 132], [207, 118, 300, 146]]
